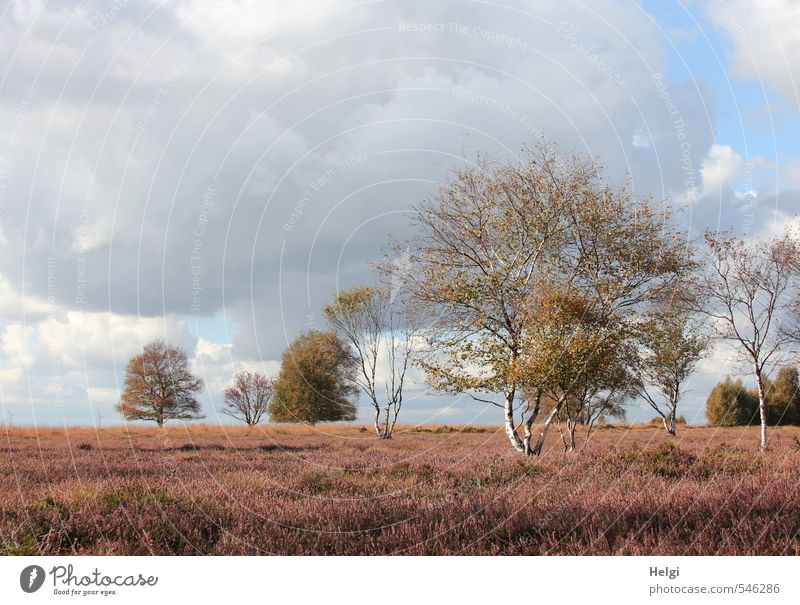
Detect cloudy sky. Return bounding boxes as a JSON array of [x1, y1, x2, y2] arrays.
[[1, 0, 799, 427]]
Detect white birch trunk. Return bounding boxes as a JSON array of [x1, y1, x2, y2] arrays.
[[566, 418, 577, 452], [523, 418, 534, 455], [504, 388, 525, 454], [755, 368, 768, 451], [373, 405, 382, 439], [668, 393, 679, 436], [532, 404, 560, 456]]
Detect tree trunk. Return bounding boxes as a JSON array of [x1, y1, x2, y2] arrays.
[[566, 418, 577, 452], [373, 405, 382, 438], [662, 414, 676, 436], [522, 390, 542, 455], [503, 387, 525, 454], [387, 404, 400, 439], [382, 406, 393, 439], [755, 368, 768, 451], [523, 421, 534, 455], [668, 395, 679, 436], [532, 403, 561, 456]]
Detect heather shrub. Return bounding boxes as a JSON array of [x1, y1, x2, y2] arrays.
[[0, 531, 38, 555], [97, 485, 184, 512], [698, 443, 763, 476], [174, 442, 225, 452], [600, 442, 698, 478], [390, 461, 434, 482], [599, 443, 643, 472], [296, 468, 340, 495], [1, 426, 798, 555], [644, 442, 698, 478]]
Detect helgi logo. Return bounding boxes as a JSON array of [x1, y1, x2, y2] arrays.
[[20, 565, 46, 593]]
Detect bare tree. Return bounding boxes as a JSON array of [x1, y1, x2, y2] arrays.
[[632, 310, 709, 436], [324, 286, 417, 438], [117, 340, 204, 426], [221, 371, 275, 426], [689, 231, 800, 450], [578, 388, 627, 446]]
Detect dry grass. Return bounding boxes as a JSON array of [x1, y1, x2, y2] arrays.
[[1, 424, 798, 555]]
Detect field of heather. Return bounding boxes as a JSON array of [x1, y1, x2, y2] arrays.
[[1, 424, 799, 555]]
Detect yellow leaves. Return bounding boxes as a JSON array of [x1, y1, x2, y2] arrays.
[[403, 141, 690, 402]]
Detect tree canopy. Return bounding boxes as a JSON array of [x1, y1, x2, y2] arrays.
[[765, 366, 800, 425], [631, 310, 709, 435], [222, 371, 276, 426], [269, 330, 359, 424], [705, 377, 758, 426], [395, 143, 692, 454], [117, 340, 204, 426]]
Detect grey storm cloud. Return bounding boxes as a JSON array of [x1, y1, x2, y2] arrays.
[[3, 0, 785, 424]]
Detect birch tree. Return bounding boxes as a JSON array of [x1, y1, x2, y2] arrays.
[[518, 287, 631, 453], [690, 232, 800, 450], [632, 310, 708, 436], [394, 148, 576, 454], [324, 286, 417, 438]]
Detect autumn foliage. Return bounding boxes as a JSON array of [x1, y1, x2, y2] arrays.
[[117, 340, 204, 426], [269, 330, 359, 424]]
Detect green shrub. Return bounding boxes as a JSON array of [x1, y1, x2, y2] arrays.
[[705, 377, 758, 426]]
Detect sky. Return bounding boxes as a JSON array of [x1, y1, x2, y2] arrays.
[[1, 0, 800, 427]]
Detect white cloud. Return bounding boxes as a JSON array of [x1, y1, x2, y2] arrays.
[[783, 157, 800, 187], [191, 337, 280, 395], [697, 143, 744, 200], [631, 125, 652, 149], [175, 0, 336, 46], [0, 275, 52, 322], [707, 0, 800, 106], [0, 0, 731, 423], [0, 311, 195, 422]]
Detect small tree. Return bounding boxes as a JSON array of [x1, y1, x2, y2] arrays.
[[690, 232, 800, 449], [117, 340, 204, 426], [541, 387, 627, 452], [221, 371, 276, 426], [632, 310, 709, 436], [324, 286, 417, 439], [705, 377, 758, 426], [518, 287, 632, 453], [269, 330, 358, 424]]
